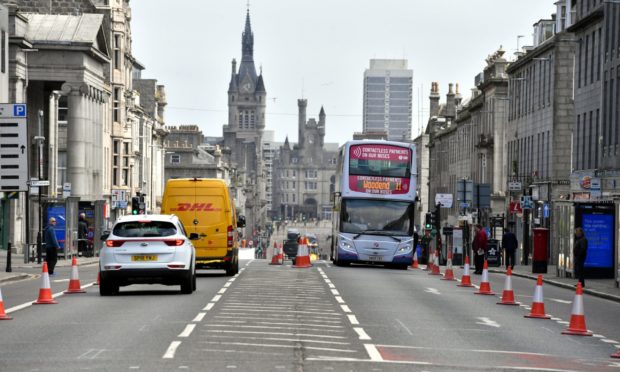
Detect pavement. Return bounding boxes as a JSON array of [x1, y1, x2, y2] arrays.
[[488, 263, 620, 303], [0, 249, 99, 285]]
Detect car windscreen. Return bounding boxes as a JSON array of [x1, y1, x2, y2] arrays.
[[340, 199, 413, 236], [113, 221, 178, 238]]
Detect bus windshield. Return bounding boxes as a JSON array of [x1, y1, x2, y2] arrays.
[[340, 199, 413, 236]]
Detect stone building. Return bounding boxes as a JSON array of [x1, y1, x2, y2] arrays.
[[427, 48, 509, 227], [272, 99, 338, 221], [222, 10, 267, 237]]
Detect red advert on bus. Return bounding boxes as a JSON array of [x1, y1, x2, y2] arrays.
[[350, 144, 410, 162], [349, 175, 410, 195]]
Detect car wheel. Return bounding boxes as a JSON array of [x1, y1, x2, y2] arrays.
[[180, 271, 193, 294], [99, 278, 118, 296], [191, 272, 197, 292], [225, 260, 238, 276]]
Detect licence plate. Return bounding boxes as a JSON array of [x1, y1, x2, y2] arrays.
[[132, 255, 157, 262], [367, 255, 384, 261]]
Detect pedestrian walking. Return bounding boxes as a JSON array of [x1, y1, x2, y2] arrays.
[[44, 217, 60, 276], [573, 227, 588, 287], [472, 224, 487, 274], [502, 227, 518, 270], [78, 213, 89, 256]]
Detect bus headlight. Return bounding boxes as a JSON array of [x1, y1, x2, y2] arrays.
[[339, 239, 355, 252], [396, 244, 413, 254]]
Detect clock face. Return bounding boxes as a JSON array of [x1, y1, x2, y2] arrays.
[[242, 82, 252, 93], [308, 135, 314, 144]]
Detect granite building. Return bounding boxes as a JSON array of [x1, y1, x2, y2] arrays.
[[362, 59, 413, 141], [272, 99, 338, 221]]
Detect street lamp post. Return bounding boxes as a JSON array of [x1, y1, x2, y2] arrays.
[[35, 110, 45, 264]]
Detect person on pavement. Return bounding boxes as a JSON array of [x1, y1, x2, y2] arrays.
[[78, 213, 89, 256], [502, 227, 518, 270], [472, 224, 487, 274], [573, 227, 588, 287], [44, 217, 60, 275]]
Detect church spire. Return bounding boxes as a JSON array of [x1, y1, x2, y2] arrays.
[[242, 9, 254, 62]]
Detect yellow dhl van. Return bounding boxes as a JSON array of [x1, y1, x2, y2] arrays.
[[161, 178, 245, 276]]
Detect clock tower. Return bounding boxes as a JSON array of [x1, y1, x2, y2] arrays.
[[223, 9, 268, 240]]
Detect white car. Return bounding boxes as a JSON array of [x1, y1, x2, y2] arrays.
[[99, 214, 197, 296]]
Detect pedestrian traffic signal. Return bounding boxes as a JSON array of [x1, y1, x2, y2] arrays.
[[131, 196, 140, 215]]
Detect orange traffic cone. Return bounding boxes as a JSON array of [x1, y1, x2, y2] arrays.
[[293, 237, 312, 268], [442, 251, 455, 281], [429, 251, 441, 275], [278, 243, 284, 264], [0, 287, 12, 320], [270, 242, 280, 265], [612, 349, 620, 359], [497, 267, 519, 305], [95, 271, 100, 286], [458, 255, 474, 287], [64, 256, 86, 294], [562, 282, 592, 336], [33, 262, 57, 304], [411, 249, 419, 269], [524, 275, 550, 319], [474, 260, 494, 295], [423, 250, 433, 271]]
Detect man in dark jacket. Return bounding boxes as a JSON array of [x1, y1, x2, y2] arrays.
[[78, 213, 89, 256], [573, 227, 587, 287], [502, 228, 519, 269], [44, 217, 60, 275], [472, 224, 488, 274]]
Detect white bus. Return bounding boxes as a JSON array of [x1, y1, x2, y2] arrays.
[[331, 140, 417, 269]]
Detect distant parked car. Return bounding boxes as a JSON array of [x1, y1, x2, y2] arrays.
[[99, 214, 197, 296]]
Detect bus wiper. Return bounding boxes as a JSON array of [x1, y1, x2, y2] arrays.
[[353, 230, 402, 242]]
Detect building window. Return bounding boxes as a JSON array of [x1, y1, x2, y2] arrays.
[[1, 31, 5, 74], [170, 154, 181, 164], [113, 87, 121, 123], [292, 158, 298, 164], [113, 140, 120, 186], [292, 194, 296, 203], [58, 151, 67, 188], [114, 34, 121, 70], [122, 142, 130, 186], [58, 96, 68, 126]]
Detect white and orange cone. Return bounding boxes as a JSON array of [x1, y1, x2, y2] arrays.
[[95, 271, 100, 286], [524, 275, 551, 319], [612, 349, 620, 359], [474, 260, 494, 295], [0, 287, 12, 320], [277, 243, 284, 264], [562, 282, 592, 336], [458, 255, 474, 287], [411, 249, 419, 269], [497, 267, 519, 305], [33, 262, 57, 305], [441, 251, 455, 281], [64, 256, 86, 294], [270, 242, 280, 265], [293, 237, 312, 268], [423, 250, 433, 271], [429, 251, 441, 275]]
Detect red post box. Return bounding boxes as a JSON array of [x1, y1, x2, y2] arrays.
[[532, 228, 549, 273]]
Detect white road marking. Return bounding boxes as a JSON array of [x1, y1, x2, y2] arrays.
[[218, 308, 339, 315], [205, 330, 347, 339], [213, 321, 343, 329], [6, 302, 34, 314], [192, 313, 206, 322], [334, 296, 345, 304], [476, 317, 500, 328], [208, 335, 351, 345], [396, 319, 413, 335], [202, 340, 358, 353], [551, 317, 563, 321], [340, 305, 352, 313], [550, 298, 572, 304], [602, 339, 619, 344], [557, 321, 569, 325], [347, 315, 359, 325], [203, 303, 215, 311], [496, 367, 581, 372], [227, 278, 236, 282], [593, 334, 605, 338], [424, 288, 441, 295], [223, 282, 232, 288], [53, 279, 70, 283], [162, 341, 181, 359], [328, 283, 336, 289], [354, 327, 371, 340], [178, 324, 196, 338], [217, 288, 227, 294], [226, 366, 237, 369], [331, 289, 340, 296], [205, 324, 344, 332], [211, 295, 222, 302], [364, 344, 384, 361], [77, 349, 107, 360]]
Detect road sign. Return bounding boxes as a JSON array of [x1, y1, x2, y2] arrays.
[[435, 193, 453, 208], [0, 104, 29, 192], [520, 195, 534, 209], [509, 201, 522, 214], [460, 202, 470, 209], [63, 182, 71, 198], [456, 179, 474, 204], [30, 180, 50, 187], [508, 181, 522, 191], [474, 184, 491, 209]]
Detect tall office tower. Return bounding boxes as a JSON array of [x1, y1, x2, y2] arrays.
[[362, 59, 413, 141]]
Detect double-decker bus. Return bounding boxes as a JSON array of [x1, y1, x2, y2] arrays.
[[330, 140, 416, 269]]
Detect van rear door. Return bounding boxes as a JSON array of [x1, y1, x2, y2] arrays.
[[193, 186, 229, 259]]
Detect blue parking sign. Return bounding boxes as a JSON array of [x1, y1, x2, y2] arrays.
[[13, 104, 26, 117]]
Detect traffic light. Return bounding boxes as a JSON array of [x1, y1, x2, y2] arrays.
[[131, 196, 140, 215], [138, 193, 146, 214], [434, 203, 441, 231], [425, 212, 432, 229]]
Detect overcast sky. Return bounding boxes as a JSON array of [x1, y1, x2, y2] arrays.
[[131, 0, 556, 145]]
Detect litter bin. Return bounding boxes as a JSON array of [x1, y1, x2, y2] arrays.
[[532, 228, 549, 273], [486, 239, 501, 267]]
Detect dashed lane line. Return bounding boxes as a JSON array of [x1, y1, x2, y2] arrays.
[[192, 312, 206, 322], [347, 315, 360, 325], [178, 324, 196, 338], [203, 303, 215, 311], [162, 341, 181, 359]]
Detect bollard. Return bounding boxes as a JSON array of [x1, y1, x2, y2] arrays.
[[5, 242, 12, 273], [36, 232, 42, 264]]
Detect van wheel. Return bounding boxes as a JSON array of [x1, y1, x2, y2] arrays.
[[225, 260, 238, 276]]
